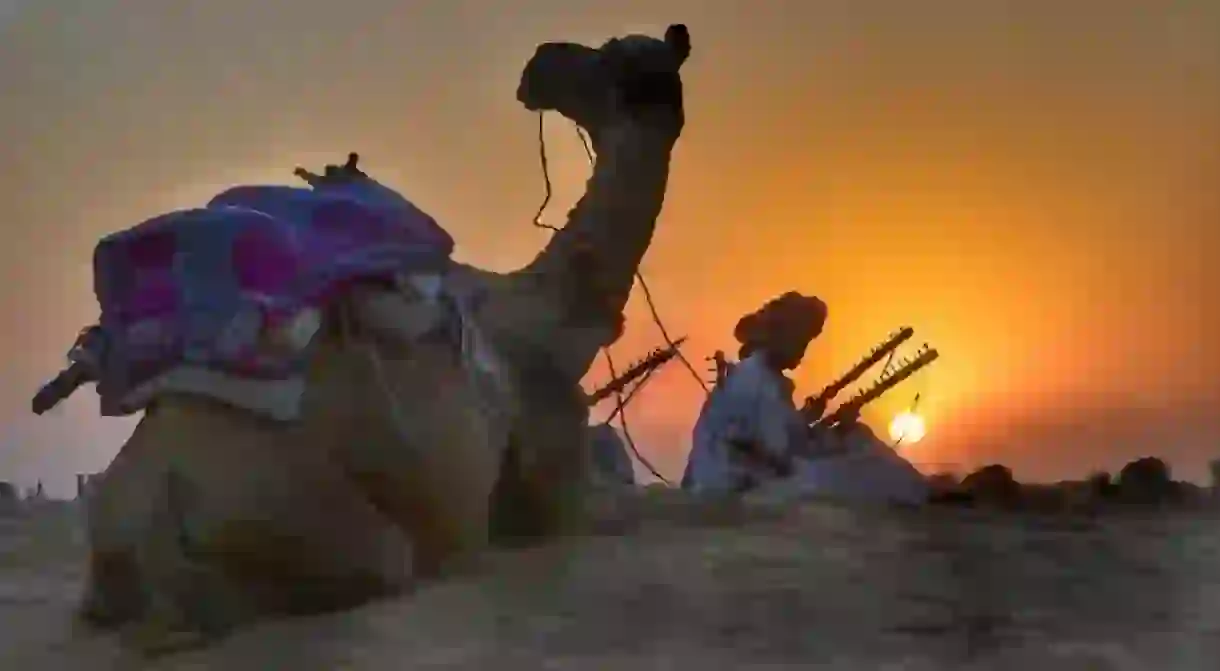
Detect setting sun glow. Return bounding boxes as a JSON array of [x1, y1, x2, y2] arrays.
[[888, 411, 927, 444]]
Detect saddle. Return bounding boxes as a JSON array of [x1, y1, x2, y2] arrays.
[[33, 156, 466, 421]]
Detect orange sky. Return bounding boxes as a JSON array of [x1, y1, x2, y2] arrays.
[[1, 0, 1217, 495]]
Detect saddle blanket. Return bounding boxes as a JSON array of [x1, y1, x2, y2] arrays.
[[84, 177, 455, 419]]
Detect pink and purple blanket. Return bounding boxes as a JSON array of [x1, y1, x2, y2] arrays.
[[90, 179, 454, 414]]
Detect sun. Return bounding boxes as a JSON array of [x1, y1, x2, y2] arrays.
[[888, 411, 927, 444]]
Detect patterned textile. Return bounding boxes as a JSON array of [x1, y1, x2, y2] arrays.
[[88, 178, 453, 415]]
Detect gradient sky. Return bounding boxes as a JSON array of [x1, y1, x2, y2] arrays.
[[2, 0, 1217, 496]]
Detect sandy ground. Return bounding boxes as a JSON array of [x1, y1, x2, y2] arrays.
[[3, 495, 1220, 669]]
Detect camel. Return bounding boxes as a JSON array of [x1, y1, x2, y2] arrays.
[[74, 24, 691, 645]]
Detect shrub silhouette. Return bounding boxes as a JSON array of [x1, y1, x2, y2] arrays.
[[960, 464, 1020, 507], [1116, 457, 1175, 504], [1087, 471, 1117, 500]]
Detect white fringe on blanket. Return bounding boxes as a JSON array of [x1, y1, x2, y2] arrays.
[[120, 273, 509, 424]]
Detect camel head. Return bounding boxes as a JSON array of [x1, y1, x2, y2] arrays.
[[516, 23, 690, 148], [491, 25, 694, 384]]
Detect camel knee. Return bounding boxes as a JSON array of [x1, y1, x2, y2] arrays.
[[79, 547, 146, 628], [340, 402, 497, 569], [344, 462, 491, 579], [191, 518, 396, 616], [490, 434, 589, 547], [397, 457, 495, 578], [336, 350, 502, 577]]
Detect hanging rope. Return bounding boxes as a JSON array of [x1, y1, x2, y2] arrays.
[[532, 111, 719, 485], [531, 113, 561, 232], [571, 122, 672, 484], [570, 126, 708, 394], [600, 345, 669, 483]]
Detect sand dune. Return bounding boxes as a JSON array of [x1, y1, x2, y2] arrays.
[[4, 494, 1220, 669]]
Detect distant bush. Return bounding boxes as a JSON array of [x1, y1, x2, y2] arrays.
[[1116, 457, 1176, 505], [1087, 471, 1116, 500], [925, 457, 1215, 513], [925, 472, 960, 492], [959, 464, 1021, 508]]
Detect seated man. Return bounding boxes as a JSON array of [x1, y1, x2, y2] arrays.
[[681, 291, 832, 494], [682, 292, 927, 504]]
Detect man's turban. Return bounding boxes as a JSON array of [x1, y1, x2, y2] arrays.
[[733, 291, 828, 353]]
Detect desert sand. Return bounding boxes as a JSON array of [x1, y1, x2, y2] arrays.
[[3, 492, 1219, 669]]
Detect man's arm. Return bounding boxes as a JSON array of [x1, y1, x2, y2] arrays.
[[799, 409, 867, 458], [727, 437, 793, 477], [730, 387, 800, 477]]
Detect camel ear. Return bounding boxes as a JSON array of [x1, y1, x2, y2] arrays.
[[664, 24, 690, 67]]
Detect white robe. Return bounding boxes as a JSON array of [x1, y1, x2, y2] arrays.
[[757, 425, 930, 506], [682, 353, 929, 504], [681, 353, 807, 494]]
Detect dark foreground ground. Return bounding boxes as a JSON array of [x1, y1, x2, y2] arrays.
[[3, 493, 1219, 669]]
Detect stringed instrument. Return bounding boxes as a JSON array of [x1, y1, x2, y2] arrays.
[[804, 326, 913, 412], [811, 344, 939, 429], [705, 350, 732, 386], [586, 337, 687, 406]]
